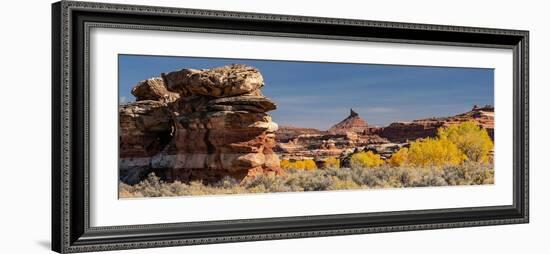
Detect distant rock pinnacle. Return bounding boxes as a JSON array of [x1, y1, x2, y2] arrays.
[[328, 109, 369, 134], [350, 108, 358, 117]]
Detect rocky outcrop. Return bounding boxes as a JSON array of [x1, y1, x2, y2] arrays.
[[131, 77, 180, 103], [274, 126, 326, 143], [376, 105, 494, 143], [328, 109, 369, 134], [119, 64, 282, 184], [162, 64, 264, 97], [375, 121, 442, 143], [275, 110, 392, 161], [119, 100, 173, 184]]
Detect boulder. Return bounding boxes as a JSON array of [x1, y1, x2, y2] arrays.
[[162, 64, 265, 97], [131, 77, 180, 103]]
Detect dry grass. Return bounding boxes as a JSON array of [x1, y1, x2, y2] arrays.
[[119, 162, 494, 198]]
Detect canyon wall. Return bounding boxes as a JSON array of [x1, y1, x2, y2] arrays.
[[375, 105, 494, 143]]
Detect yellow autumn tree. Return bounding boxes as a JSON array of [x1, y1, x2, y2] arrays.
[[389, 147, 408, 167], [294, 160, 305, 169], [324, 157, 340, 169], [350, 151, 385, 168], [406, 137, 466, 166], [437, 121, 493, 163], [280, 159, 317, 170], [303, 159, 317, 170], [280, 159, 292, 170]]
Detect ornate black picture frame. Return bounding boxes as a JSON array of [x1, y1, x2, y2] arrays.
[[52, 1, 529, 253]]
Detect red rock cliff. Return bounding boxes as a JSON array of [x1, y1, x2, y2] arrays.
[[376, 105, 494, 143]]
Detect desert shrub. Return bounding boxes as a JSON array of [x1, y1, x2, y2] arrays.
[[443, 161, 494, 185], [328, 178, 361, 190], [324, 157, 341, 169], [119, 163, 494, 198], [322, 167, 353, 180], [409, 167, 448, 187], [242, 174, 294, 193], [438, 121, 493, 163], [350, 151, 385, 168], [406, 137, 466, 167], [349, 166, 417, 188], [280, 159, 317, 170], [213, 176, 240, 189], [283, 169, 334, 191]]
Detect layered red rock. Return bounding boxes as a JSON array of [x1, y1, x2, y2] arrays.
[[275, 109, 390, 161], [376, 105, 495, 143], [119, 64, 282, 184], [328, 109, 369, 134], [119, 100, 173, 184], [119, 100, 172, 158]]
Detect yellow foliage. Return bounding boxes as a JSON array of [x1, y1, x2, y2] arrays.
[[406, 137, 466, 167], [303, 160, 317, 170], [324, 157, 341, 169], [280, 159, 292, 170], [388, 122, 493, 167], [280, 159, 317, 170], [294, 160, 305, 169], [350, 151, 385, 168], [437, 121, 493, 163], [389, 147, 408, 167]]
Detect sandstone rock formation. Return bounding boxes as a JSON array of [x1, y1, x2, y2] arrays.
[[275, 109, 391, 162], [131, 77, 180, 103], [328, 108, 369, 134], [119, 64, 282, 184], [376, 105, 494, 143]]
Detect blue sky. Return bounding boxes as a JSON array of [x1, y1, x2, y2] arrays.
[[119, 55, 494, 129]]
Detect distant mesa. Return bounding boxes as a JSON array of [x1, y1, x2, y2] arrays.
[[274, 105, 494, 164], [328, 108, 369, 134], [377, 105, 494, 143]]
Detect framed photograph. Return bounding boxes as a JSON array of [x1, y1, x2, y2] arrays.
[[52, 1, 529, 253]]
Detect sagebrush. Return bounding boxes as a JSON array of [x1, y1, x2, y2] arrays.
[[119, 162, 494, 198]]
